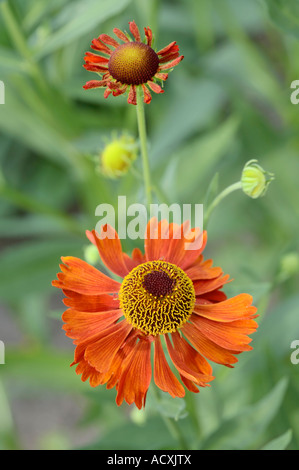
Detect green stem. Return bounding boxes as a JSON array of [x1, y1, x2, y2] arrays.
[[150, 385, 188, 450], [136, 87, 152, 207], [204, 181, 242, 226]]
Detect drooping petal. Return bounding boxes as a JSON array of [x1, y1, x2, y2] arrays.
[[128, 85, 137, 105], [142, 84, 152, 104], [193, 274, 231, 296], [182, 321, 239, 367], [116, 337, 152, 409], [190, 314, 258, 352], [86, 227, 129, 278], [62, 290, 119, 312], [193, 294, 257, 322], [157, 41, 179, 56], [84, 52, 109, 64], [85, 320, 132, 373], [154, 336, 185, 398], [62, 308, 123, 342], [91, 38, 112, 54], [147, 80, 164, 94], [52, 257, 121, 295], [165, 333, 213, 385]]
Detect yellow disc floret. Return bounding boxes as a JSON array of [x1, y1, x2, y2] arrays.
[[119, 260, 195, 336]]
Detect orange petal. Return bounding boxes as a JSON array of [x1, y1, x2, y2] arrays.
[[186, 259, 223, 280], [144, 218, 171, 261], [193, 294, 257, 322], [85, 320, 132, 373], [98, 33, 119, 48], [86, 227, 129, 278], [182, 322, 239, 367], [193, 274, 231, 296], [144, 27, 153, 47], [52, 256, 121, 295], [158, 55, 184, 71], [113, 28, 130, 43], [165, 333, 213, 385], [157, 41, 179, 56], [190, 314, 258, 352], [147, 80, 164, 94], [154, 336, 185, 398], [62, 290, 119, 312], [83, 80, 107, 90], [129, 20, 141, 42], [128, 84, 137, 105], [116, 338, 152, 409], [123, 248, 145, 272], [62, 308, 123, 342], [142, 84, 152, 104]]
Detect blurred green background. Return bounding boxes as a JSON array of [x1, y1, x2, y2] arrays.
[[0, 0, 299, 450]]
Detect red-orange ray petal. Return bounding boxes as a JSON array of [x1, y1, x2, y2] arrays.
[[116, 338, 152, 409], [113, 28, 130, 43], [83, 63, 108, 73], [52, 256, 121, 295], [86, 227, 129, 279], [91, 38, 112, 54], [157, 41, 179, 56], [62, 308, 123, 342], [158, 55, 184, 70], [83, 80, 108, 90], [154, 72, 169, 81], [98, 33, 120, 48], [128, 84, 137, 105], [123, 247, 145, 272], [193, 294, 257, 322], [85, 320, 132, 373], [62, 290, 119, 312], [129, 20, 141, 42], [158, 52, 180, 64], [198, 290, 227, 303], [144, 27, 153, 47], [185, 260, 223, 280], [84, 52, 109, 64], [142, 84, 152, 104], [182, 321, 239, 367], [154, 336, 185, 398], [193, 274, 231, 296], [147, 80, 164, 94], [144, 218, 171, 261], [165, 334, 213, 385], [190, 315, 258, 352]]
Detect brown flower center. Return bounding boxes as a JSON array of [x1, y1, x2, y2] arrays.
[[108, 42, 159, 85], [119, 261, 195, 336]]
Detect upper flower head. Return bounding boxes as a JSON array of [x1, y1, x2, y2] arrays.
[[53, 218, 258, 409], [83, 20, 184, 105]]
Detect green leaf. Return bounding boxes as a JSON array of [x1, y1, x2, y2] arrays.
[[35, 0, 132, 59], [261, 429, 292, 450], [0, 238, 83, 302], [201, 378, 288, 450], [263, 0, 299, 38]]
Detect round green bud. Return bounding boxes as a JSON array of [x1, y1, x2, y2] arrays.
[[241, 159, 274, 199]]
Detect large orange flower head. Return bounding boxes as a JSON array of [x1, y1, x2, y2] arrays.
[[52, 219, 258, 409], [83, 20, 184, 105]]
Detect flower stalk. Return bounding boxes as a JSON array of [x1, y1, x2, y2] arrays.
[[136, 86, 152, 206]]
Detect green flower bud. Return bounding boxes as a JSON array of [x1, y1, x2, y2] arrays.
[[241, 159, 274, 199]]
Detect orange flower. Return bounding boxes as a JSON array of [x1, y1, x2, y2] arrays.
[[83, 20, 184, 105], [52, 219, 258, 409]]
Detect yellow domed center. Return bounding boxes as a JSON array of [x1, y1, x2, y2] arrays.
[[108, 42, 159, 85], [119, 260, 195, 336]]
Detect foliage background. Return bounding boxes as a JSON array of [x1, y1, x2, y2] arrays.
[[0, 0, 299, 450]]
